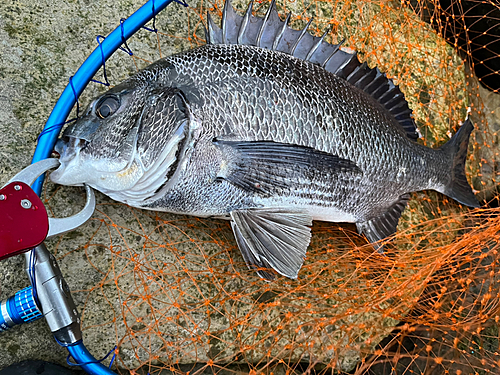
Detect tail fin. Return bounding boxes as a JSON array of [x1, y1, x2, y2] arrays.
[[440, 117, 480, 208]]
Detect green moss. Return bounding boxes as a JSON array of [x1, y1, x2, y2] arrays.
[[3, 23, 17, 39], [7, 344, 20, 356]]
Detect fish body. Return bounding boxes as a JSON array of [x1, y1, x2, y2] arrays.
[[51, 0, 479, 280]]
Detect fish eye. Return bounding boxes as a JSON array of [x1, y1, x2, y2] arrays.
[[95, 96, 120, 119]]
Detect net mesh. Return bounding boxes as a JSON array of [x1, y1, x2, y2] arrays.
[[43, 0, 500, 373]]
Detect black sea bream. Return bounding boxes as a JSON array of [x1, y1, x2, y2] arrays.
[[51, 0, 479, 280]]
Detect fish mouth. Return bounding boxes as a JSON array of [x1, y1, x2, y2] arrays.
[[50, 127, 145, 193], [50, 136, 89, 186], [54, 136, 89, 163]]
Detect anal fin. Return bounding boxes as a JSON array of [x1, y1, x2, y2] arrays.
[[356, 194, 410, 252], [230, 208, 312, 280]]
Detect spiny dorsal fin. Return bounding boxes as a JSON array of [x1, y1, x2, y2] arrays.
[[258, 0, 286, 49], [222, 0, 243, 44], [204, 0, 419, 141], [238, 1, 264, 45], [206, 11, 222, 44]]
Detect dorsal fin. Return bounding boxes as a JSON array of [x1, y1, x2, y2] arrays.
[[238, 1, 263, 45], [221, 0, 243, 44], [204, 0, 419, 141]]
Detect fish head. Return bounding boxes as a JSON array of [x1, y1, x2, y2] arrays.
[[51, 74, 194, 205]]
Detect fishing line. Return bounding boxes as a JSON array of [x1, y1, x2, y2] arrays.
[[36, 75, 81, 141], [91, 36, 112, 87], [119, 19, 135, 56], [68, 76, 81, 117], [36, 118, 77, 142], [142, 0, 158, 32], [28, 250, 40, 309], [65, 345, 118, 367]]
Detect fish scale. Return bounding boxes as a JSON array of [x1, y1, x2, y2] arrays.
[[50, 0, 479, 280], [167, 45, 402, 163]]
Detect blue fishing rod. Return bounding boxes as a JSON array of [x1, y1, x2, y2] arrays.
[[0, 1, 180, 374]]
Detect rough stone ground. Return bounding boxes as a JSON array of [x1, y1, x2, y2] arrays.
[[0, 0, 498, 373]]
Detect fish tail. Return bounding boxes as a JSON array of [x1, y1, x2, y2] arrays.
[[440, 117, 480, 208]]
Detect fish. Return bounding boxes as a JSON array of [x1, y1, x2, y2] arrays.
[[50, 0, 480, 280]]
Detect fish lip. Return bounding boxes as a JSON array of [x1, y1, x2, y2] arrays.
[[51, 135, 89, 186], [54, 136, 88, 163]]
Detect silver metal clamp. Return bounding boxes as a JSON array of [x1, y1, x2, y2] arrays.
[[26, 243, 82, 345]]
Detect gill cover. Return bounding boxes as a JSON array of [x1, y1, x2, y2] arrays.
[[119, 88, 196, 205], [51, 84, 194, 205]]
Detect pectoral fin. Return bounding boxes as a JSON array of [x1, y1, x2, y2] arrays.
[[230, 208, 313, 280], [214, 139, 361, 195], [356, 194, 410, 252]]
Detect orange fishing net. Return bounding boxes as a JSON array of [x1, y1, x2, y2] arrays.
[[45, 0, 500, 373]]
